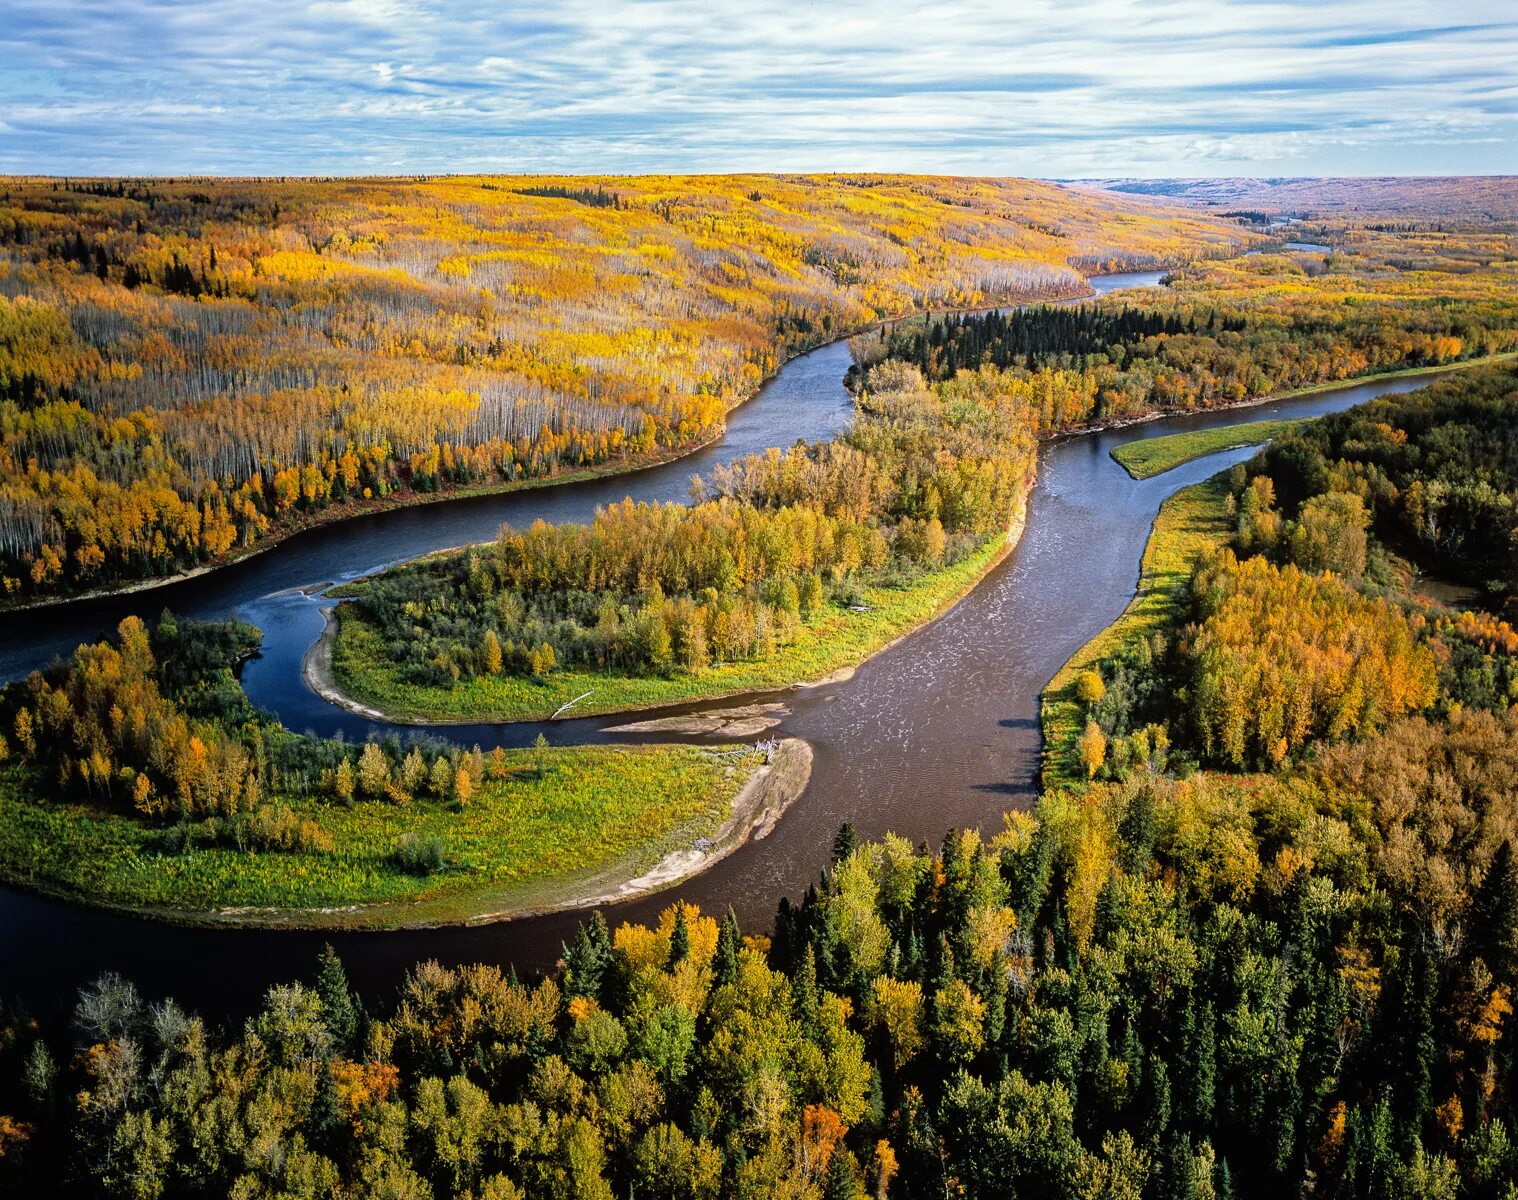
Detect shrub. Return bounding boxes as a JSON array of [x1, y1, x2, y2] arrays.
[[390, 834, 448, 876]]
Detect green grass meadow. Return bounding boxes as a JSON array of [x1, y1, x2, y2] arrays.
[[1111, 419, 1303, 480]]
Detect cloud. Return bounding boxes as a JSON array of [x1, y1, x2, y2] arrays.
[[0, 0, 1514, 175]]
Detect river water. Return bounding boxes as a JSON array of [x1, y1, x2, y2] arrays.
[[0, 272, 1457, 1017]]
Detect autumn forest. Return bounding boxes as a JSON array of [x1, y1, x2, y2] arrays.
[[0, 169, 1516, 1200]]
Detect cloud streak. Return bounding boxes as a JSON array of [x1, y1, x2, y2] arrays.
[[1, 0, 1515, 175]]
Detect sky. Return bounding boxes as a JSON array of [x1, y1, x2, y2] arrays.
[[2, 0, 1516, 177]]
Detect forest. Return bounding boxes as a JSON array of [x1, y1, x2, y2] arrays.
[[850, 303, 1246, 387], [1065, 364, 1518, 785], [334, 355, 1032, 699], [2, 199, 1517, 1196], [3, 613, 495, 825], [855, 226, 1518, 433], [1, 702, 1516, 1197], [0, 174, 1250, 603], [0, 332, 1511, 1200]]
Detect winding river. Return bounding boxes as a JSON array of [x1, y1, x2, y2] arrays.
[[0, 269, 1463, 1017]]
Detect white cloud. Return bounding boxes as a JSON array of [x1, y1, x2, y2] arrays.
[[0, 0, 1513, 174]]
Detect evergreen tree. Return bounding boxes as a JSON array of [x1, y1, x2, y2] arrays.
[[1468, 841, 1518, 985], [1179, 998, 1216, 1133], [1164, 1132, 1196, 1200], [313, 944, 359, 1053], [564, 911, 613, 1001], [824, 1147, 860, 1200], [833, 821, 859, 864], [308, 1060, 343, 1154], [713, 908, 742, 987], [1385, 944, 1438, 1142], [1117, 786, 1157, 875], [772, 895, 800, 972], [1145, 1056, 1173, 1151], [795, 945, 821, 1037], [668, 907, 691, 969]]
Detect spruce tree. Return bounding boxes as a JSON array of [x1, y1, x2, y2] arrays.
[[1468, 841, 1518, 985], [824, 1147, 859, 1200], [564, 911, 613, 1001], [795, 945, 821, 1037], [308, 1060, 343, 1153], [313, 944, 359, 1053], [668, 907, 691, 968], [1179, 998, 1216, 1132], [714, 908, 742, 987], [832, 821, 859, 864], [1117, 786, 1157, 876]]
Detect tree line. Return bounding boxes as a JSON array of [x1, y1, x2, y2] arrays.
[[852, 225, 1518, 436], [851, 303, 1245, 386]]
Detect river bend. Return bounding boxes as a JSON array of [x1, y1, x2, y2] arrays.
[[0, 271, 1460, 1015]]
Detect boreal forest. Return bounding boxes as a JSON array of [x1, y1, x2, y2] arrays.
[[5, 0, 1518, 1187]]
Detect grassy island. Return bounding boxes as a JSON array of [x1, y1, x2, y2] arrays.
[[1109, 418, 1303, 479], [324, 529, 1015, 724], [0, 614, 803, 928], [0, 746, 770, 927]]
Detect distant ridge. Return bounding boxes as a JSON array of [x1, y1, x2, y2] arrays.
[[1068, 176, 1518, 219]]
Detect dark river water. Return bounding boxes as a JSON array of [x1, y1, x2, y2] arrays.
[[0, 271, 1460, 1019]]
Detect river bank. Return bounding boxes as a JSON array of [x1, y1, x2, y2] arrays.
[[1039, 475, 1232, 786], [311, 350, 1515, 729]]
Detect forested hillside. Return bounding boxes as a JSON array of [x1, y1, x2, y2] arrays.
[[0, 175, 1248, 602], [0, 269, 1516, 1200], [329, 221, 1518, 723]]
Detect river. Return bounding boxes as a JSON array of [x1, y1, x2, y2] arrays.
[[0, 271, 1461, 1018]]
